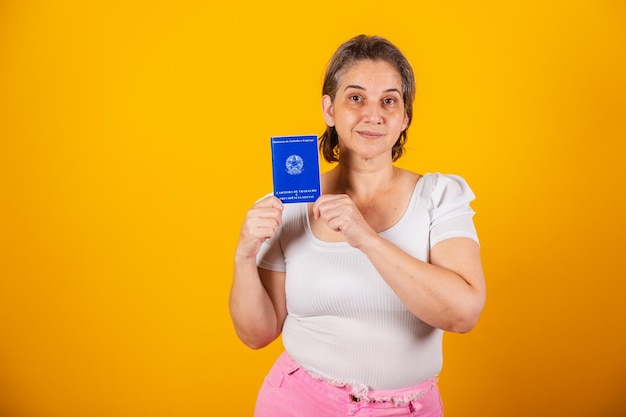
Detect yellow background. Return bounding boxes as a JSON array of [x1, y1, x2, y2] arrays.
[[1, 1, 625, 416]]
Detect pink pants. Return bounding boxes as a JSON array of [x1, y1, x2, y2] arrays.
[[254, 352, 443, 417]]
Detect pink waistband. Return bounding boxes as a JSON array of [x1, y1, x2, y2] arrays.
[[278, 351, 438, 406]]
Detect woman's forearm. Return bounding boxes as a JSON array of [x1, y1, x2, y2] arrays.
[[359, 236, 486, 333], [229, 257, 281, 349]]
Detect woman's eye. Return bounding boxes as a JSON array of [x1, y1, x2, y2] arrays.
[[349, 95, 362, 102], [383, 98, 396, 105]]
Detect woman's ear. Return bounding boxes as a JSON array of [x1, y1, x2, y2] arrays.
[[321, 95, 335, 127], [402, 113, 409, 131]]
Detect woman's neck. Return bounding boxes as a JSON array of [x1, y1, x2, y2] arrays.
[[323, 162, 399, 201]]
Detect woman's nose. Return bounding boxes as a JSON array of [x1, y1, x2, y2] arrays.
[[362, 102, 383, 124]]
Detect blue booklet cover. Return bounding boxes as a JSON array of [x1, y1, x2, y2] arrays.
[[271, 135, 321, 204]]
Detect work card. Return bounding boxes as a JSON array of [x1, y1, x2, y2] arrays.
[[271, 135, 321, 204]]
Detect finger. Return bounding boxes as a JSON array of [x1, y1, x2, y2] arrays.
[[312, 201, 321, 220], [244, 211, 282, 236], [313, 194, 347, 219], [249, 206, 283, 222], [258, 195, 284, 210]]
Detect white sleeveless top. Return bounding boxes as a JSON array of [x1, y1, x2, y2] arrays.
[[257, 173, 479, 390]]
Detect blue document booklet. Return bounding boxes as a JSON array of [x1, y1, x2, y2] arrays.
[[271, 135, 321, 204]]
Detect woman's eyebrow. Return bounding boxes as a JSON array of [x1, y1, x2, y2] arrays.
[[344, 84, 365, 91], [343, 85, 401, 94]]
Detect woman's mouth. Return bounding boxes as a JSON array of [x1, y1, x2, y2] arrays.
[[357, 131, 383, 139]]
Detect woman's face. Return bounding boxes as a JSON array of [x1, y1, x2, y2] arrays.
[[322, 59, 408, 162]]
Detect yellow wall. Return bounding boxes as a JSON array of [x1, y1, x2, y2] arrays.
[[1, 1, 625, 416]]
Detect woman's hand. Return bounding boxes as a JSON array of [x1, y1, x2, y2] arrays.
[[312, 194, 377, 248], [235, 195, 284, 261]]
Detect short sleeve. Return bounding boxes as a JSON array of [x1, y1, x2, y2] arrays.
[[429, 173, 479, 248], [256, 227, 286, 272]]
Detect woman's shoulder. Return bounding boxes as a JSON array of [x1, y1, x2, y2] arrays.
[[390, 167, 422, 191], [416, 172, 471, 186], [418, 172, 475, 206]]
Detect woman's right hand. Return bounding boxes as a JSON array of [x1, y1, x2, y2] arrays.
[[235, 195, 284, 261]]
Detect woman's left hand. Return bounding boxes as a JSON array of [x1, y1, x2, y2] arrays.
[[312, 194, 377, 248]]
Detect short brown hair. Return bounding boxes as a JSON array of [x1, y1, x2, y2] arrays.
[[319, 35, 416, 163]]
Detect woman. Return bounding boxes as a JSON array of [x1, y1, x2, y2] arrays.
[[229, 34, 486, 417]]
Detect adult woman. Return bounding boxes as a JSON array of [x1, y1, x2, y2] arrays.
[[229, 34, 486, 417]]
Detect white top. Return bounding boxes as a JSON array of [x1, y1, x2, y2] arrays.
[[257, 173, 479, 390]]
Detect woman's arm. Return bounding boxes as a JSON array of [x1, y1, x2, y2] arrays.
[[229, 196, 287, 349], [313, 194, 486, 333], [360, 235, 485, 333]]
